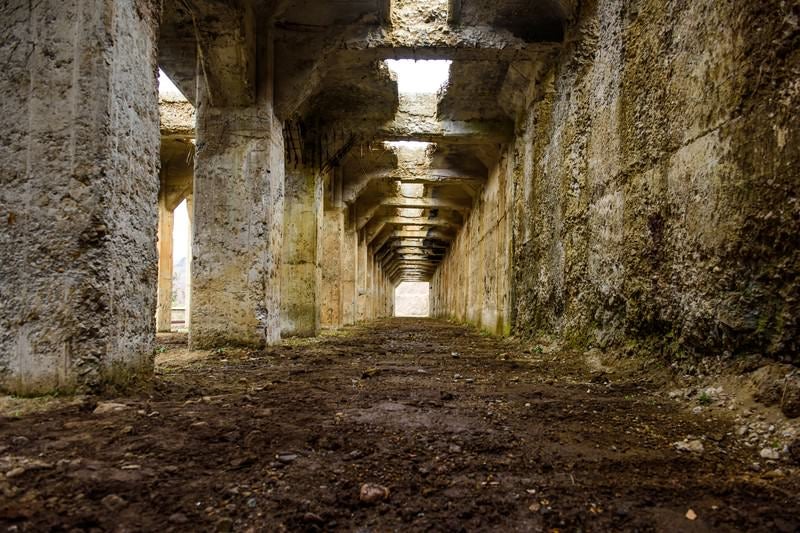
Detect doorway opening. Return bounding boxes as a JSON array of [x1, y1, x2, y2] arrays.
[[394, 282, 431, 317]]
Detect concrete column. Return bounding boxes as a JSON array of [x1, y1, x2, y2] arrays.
[[321, 207, 345, 329], [185, 194, 194, 331], [281, 166, 323, 337], [156, 196, 175, 333], [357, 235, 369, 322], [341, 218, 358, 325], [0, 0, 161, 393], [191, 75, 284, 348]]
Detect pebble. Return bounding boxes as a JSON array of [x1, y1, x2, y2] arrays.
[[101, 494, 127, 511], [93, 402, 129, 415], [276, 453, 298, 463], [10, 436, 29, 447], [529, 502, 541, 513], [759, 447, 780, 460], [686, 509, 697, 520], [674, 440, 704, 453], [359, 483, 390, 503], [5, 467, 26, 478], [169, 513, 189, 524]]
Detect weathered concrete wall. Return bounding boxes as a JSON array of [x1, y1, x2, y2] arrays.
[[507, 0, 800, 361], [282, 166, 323, 337], [431, 153, 514, 335], [0, 0, 161, 392], [191, 103, 284, 348]]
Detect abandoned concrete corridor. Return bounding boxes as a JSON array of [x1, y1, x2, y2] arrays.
[[2, 0, 799, 530], [0, 319, 797, 531]]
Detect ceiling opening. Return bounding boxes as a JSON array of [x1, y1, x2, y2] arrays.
[[385, 60, 452, 94]]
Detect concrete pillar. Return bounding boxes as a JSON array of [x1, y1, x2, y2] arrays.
[[357, 235, 369, 322], [191, 21, 284, 347], [281, 166, 323, 337], [320, 172, 345, 329], [191, 102, 284, 348], [341, 217, 358, 325], [0, 0, 161, 393], [185, 194, 194, 331], [156, 195, 175, 333]]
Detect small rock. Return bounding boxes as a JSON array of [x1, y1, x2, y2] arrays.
[[101, 494, 127, 511], [448, 444, 462, 453], [691, 406, 703, 414], [303, 512, 324, 524], [686, 509, 697, 521], [276, 453, 298, 463], [788, 439, 800, 463], [451, 352, 460, 358], [93, 402, 129, 415], [529, 502, 541, 513], [10, 436, 29, 447], [674, 440, 704, 453], [759, 447, 780, 460], [359, 483, 390, 503], [5, 467, 26, 478], [169, 513, 189, 524], [216, 518, 233, 533]]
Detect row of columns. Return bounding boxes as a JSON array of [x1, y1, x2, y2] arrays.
[[0, 0, 393, 393]]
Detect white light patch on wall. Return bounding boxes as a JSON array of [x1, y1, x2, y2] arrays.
[[385, 60, 452, 94], [395, 282, 430, 317], [159, 69, 187, 101], [383, 140, 432, 151]]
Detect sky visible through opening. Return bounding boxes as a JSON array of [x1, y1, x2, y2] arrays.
[[395, 282, 430, 317], [159, 69, 186, 100], [385, 60, 452, 94]]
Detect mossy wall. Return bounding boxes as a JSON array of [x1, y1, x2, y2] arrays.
[[511, 0, 799, 361]]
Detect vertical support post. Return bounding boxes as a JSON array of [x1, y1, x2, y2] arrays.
[[0, 0, 161, 392], [156, 194, 175, 332]]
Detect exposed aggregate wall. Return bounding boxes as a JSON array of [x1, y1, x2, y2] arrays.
[[435, 0, 800, 363]]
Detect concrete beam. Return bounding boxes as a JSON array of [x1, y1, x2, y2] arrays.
[[373, 229, 454, 252], [365, 216, 462, 245], [187, 0, 256, 107], [345, 168, 485, 204]]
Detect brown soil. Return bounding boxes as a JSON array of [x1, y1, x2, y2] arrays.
[[1, 319, 798, 532]]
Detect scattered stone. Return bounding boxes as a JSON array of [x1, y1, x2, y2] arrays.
[[686, 509, 697, 521], [359, 483, 390, 503], [5, 467, 26, 478], [276, 453, 298, 464], [759, 447, 780, 460], [529, 502, 541, 513], [93, 402, 129, 415], [451, 352, 460, 358], [303, 512, 324, 524], [169, 513, 189, 524], [101, 494, 127, 511], [788, 439, 800, 463], [691, 406, 703, 414], [448, 444, 462, 453], [674, 440, 704, 453], [215, 517, 233, 532], [10, 436, 29, 447]]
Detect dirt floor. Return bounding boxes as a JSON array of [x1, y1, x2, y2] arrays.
[[0, 319, 798, 532]]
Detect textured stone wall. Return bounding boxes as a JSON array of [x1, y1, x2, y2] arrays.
[[431, 152, 514, 334], [0, 0, 161, 392], [510, 0, 799, 361], [433, 0, 799, 363]]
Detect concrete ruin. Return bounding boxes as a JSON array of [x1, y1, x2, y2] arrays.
[[1, 0, 798, 392]]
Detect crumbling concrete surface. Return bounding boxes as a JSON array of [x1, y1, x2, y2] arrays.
[[0, 0, 161, 392]]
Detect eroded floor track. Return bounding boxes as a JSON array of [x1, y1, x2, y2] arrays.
[[1, 319, 798, 531]]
